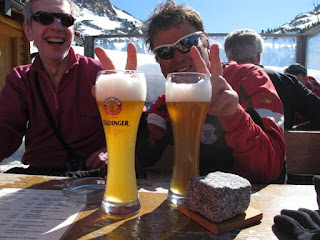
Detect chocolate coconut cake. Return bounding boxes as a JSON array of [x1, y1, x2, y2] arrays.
[[186, 171, 251, 223]]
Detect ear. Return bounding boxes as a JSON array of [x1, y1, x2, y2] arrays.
[[256, 52, 261, 64], [23, 22, 34, 41]]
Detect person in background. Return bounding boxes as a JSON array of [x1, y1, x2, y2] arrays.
[[224, 28, 320, 130], [131, 0, 285, 183], [0, 0, 108, 176], [285, 63, 320, 97], [284, 63, 320, 125]]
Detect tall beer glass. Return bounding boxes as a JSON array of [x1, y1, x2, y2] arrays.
[[95, 70, 146, 218], [166, 72, 212, 207]]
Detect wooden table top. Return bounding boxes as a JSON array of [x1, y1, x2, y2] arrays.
[[0, 173, 317, 239]]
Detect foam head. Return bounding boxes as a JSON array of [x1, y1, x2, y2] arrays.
[[165, 73, 212, 102], [96, 70, 147, 101]]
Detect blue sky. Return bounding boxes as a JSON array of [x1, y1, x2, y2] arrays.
[[110, 0, 318, 33]]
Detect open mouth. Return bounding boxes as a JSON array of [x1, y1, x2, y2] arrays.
[[46, 37, 65, 44], [176, 66, 192, 72]]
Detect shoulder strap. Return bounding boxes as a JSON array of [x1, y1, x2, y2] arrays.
[[34, 72, 78, 160]]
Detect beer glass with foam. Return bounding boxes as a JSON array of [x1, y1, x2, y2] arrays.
[[166, 72, 212, 207], [95, 70, 146, 218]]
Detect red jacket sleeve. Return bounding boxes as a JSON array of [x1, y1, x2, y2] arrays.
[[0, 69, 28, 160], [221, 62, 285, 183], [136, 94, 171, 168]]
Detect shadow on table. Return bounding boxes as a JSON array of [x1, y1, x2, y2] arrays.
[[64, 199, 247, 239]]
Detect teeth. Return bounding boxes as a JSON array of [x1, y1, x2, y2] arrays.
[[46, 38, 64, 43], [176, 66, 190, 72]]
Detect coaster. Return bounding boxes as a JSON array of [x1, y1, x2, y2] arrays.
[[179, 204, 263, 235]]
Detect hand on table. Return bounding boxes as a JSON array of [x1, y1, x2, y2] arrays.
[[86, 149, 108, 177], [273, 176, 320, 240]]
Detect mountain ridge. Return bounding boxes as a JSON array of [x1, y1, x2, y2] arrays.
[[265, 4, 320, 34], [73, 1, 320, 37], [73, 0, 144, 36]]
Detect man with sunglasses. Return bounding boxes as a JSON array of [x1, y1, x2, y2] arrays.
[[0, 0, 108, 176], [132, 0, 285, 183]]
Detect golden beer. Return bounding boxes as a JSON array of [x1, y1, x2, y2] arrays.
[[166, 72, 212, 207], [96, 70, 146, 218]]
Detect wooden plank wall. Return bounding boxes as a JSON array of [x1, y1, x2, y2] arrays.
[[285, 130, 320, 175], [0, 10, 30, 89]]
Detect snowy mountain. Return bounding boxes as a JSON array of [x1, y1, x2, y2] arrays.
[[73, 0, 144, 37], [267, 4, 320, 34], [73, 0, 320, 37]]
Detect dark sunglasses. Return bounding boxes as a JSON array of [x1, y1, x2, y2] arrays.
[[32, 11, 76, 27], [152, 31, 204, 60]]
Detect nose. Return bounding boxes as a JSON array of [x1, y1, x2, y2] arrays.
[[51, 17, 64, 29], [172, 48, 187, 62]]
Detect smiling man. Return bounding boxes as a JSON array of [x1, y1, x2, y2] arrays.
[[134, 0, 286, 183], [0, 0, 108, 176]]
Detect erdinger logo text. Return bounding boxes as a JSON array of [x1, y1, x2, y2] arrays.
[[103, 120, 129, 126]]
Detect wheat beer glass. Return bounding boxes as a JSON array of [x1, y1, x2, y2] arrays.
[[166, 72, 212, 207], [95, 70, 146, 218]]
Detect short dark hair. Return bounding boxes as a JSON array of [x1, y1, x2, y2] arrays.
[[145, 0, 206, 51], [284, 63, 307, 76]]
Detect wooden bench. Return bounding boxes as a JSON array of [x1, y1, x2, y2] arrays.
[[284, 130, 320, 184]]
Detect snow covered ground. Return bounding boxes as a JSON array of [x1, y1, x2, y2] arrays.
[[0, 138, 28, 173]]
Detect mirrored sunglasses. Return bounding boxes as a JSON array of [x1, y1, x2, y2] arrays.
[[152, 31, 204, 60], [32, 11, 76, 27]]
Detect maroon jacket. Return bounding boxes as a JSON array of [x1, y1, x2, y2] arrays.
[[0, 48, 105, 169]]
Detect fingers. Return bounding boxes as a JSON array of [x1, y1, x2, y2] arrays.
[[207, 76, 239, 117], [209, 44, 223, 79], [125, 42, 138, 70], [274, 214, 305, 237], [91, 85, 96, 98], [94, 46, 115, 70], [94, 42, 138, 71], [298, 208, 320, 228], [313, 176, 320, 196], [86, 151, 108, 177], [281, 209, 320, 231], [190, 46, 210, 75]]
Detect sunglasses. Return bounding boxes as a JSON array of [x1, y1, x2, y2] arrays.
[[152, 31, 204, 60], [32, 11, 76, 27]]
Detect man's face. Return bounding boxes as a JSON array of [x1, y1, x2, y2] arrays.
[[295, 74, 307, 86], [152, 23, 209, 78], [23, 0, 75, 63]]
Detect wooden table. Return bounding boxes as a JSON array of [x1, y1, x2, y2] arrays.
[[0, 173, 318, 239]]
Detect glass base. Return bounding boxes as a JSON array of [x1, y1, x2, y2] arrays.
[[101, 198, 141, 219], [167, 189, 186, 207]]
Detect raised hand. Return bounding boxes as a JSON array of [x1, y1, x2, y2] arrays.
[[190, 44, 239, 117], [94, 42, 138, 70]]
